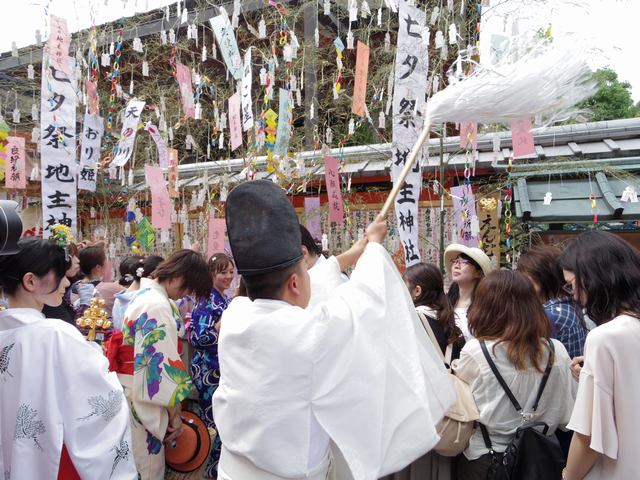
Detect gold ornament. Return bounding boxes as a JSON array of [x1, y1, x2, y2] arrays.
[[76, 298, 112, 342], [479, 197, 498, 212]]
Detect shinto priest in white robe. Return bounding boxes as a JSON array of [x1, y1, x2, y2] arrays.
[[213, 243, 455, 479], [0, 308, 138, 479]]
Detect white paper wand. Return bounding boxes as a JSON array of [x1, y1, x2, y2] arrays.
[[380, 39, 597, 217]]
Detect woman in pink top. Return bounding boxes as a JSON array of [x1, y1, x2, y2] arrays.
[[560, 231, 640, 480]]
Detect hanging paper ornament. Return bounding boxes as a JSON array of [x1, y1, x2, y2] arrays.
[[168, 126, 174, 141], [31, 126, 39, 143], [232, 0, 241, 28], [325, 126, 333, 145], [435, 30, 444, 49], [133, 37, 143, 52], [543, 192, 553, 205], [136, 217, 156, 251], [129, 79, 134, 95], [290, 32, 299, 58], [348, 0, 358, 22], [346, 30, 354, 50], [101, 52, 110, 67], [27, 64, 34, 80], [314, 27, 319, 47], [186, 26, 193, 40], [124, 221, 131, 236], [181, 7, 188, 23], [361, 1, 371, 17], [109, 42, 115, 55], [169, 29, 176, 44], [192, 24, 199, 43], [30, 104, 38, 121], [384, 32, 391, 52], [309, 102, 315, 120], [128, 168, 134, 186], [201, 45, 207, 62], [11, 42, 18, 57], [258, 16, 267, 39], [296, 89, 302, 107], [321, 233, 329, 251], [160, 30, 167, 45], [12, 109, 20, 124], [219, 132, 224, 149], [377, 8, 382, 26], [430, 7, 440, 25], [283, 44, 293, 63], [30, 165, 40, 181], [348, 118, 355, 136], [194, 102, 202, 120], [211, 41, 217, 59], [35, 29, 42, 45], [448, 23, 458, 45], [378, 111, 385, 129], [324, 0, 331, 15], [142, 60, 149, 77], [185, 134, 195, 150], [90, 207, 97, 219]]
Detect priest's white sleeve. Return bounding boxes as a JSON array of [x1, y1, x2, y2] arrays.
[[309, 243, 455, 480], [308, 255, 343, 308], [56, 325, 138, 479]]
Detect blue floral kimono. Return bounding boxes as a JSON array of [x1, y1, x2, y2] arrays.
[[189, 288, 230, 478]]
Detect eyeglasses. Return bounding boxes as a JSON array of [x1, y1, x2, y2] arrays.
[[562, 282, 574, 295], [450, 258, 473, 267]]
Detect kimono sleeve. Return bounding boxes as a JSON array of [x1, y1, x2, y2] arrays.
[[131, 301, 193, 409], [56, 326, 138, 479], [567, 330, 618, 459]]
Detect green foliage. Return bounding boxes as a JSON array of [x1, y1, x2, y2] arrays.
[[578, 68, 639, 121]]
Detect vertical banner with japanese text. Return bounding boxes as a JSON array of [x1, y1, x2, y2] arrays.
[[5, 136, 26, 189], [78, 114, 104, 192], [40, 55, 77, 236], [273, 88, 292, 158], [210, 13, 243, 81], [391, 0, 428, 266], [167, 148, 179, 198], [352, 41, 370, 117], [110, 99, 145, 168]]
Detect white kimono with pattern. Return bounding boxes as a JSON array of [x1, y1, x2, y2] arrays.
[[0, 308, 137, 480]]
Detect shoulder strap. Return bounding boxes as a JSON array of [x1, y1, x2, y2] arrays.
[[444, 344, 453, 365], [416, 310, 446, 363], [479, 340, 522, 412], [532, 339, 555, 412]]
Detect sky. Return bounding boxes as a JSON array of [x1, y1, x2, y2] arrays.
[[1, 0, 639, 100]]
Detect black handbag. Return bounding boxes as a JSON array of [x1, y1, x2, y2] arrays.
[[478, 340, 565, 480]]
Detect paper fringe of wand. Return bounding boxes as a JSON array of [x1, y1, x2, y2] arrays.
[[380, 38, 598, 217]]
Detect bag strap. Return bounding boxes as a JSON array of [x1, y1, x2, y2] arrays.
[[480, 340, 522, 412], [479, 423, 494, 453], [532, 339, 555, 412], [416, 310, 446, 363], [444, 343, 453, 365]]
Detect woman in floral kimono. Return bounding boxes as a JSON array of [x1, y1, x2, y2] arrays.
[[0, 237, 137, 480], [120, 249, 211, 480], [189, 252, 235, 478]]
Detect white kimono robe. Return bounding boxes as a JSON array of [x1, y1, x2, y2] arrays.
[[213, 243, 454, 480], [0, 308, 137, 480]]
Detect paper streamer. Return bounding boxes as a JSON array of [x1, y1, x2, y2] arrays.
[[41, 54, 77, 236], [210, 13, 243, 80], [78, 114, 104, 192], [145, 123, 168, 168], [451, 184, 479, 247], [167, 148, 179, 198], [176, 63, 196, 118], [511, 117, 535, 158], [323, 150, 344, 223], [460, 121, 478, 150], [5, 136, 26, 189], [241, 48, 254, 131], [228, 92, 242, 151], [145, 165, 172, 230], [352, 41, 370, 117], [207, 216, 227, 259], [273, 88, 292, 157], [111, 99, 145, 167], [304, 196, 322, 240]]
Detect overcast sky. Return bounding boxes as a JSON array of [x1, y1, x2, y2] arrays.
[[2, 0, 639, 100]]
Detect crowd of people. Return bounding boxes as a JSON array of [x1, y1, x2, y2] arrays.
[[0, 180, 638, 480]]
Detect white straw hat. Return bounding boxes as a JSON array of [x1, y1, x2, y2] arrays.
[[444, 244, 493, 276]]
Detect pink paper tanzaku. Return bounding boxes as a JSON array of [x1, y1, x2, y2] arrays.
[[511, 117, 535, 158], [175, 63, 196, 118], [228, 92, 243, 151], [207, 216, 227, 259], [145, 165, 172, 230], [459, 122, 478, 150], [304, 196, 322, 240], [86, 80, 99, 115], [5, 136, 26, 189], [451, 184, 479, 247], [323, 153, 344, 223]]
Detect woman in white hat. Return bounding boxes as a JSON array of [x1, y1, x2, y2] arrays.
[[444, 244, 493, 341]]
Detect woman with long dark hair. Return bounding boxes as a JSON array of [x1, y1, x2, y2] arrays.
[[0, 238, 137, 479], [444, 245, 493, 341], [189, 252, 235, 479], [560, 231, 640, 480], [453, 270, 575, 479]]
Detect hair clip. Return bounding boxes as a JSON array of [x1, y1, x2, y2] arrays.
[[123, 273, 135, 283], [136, 267, 145, 278]]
